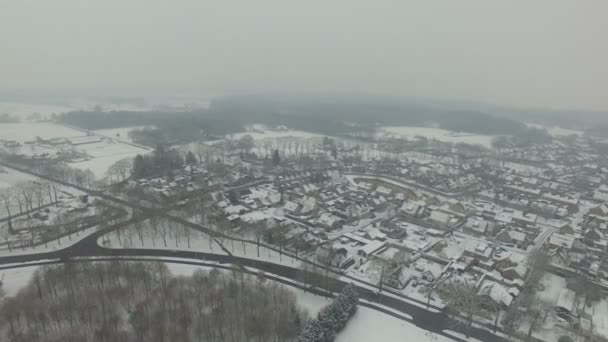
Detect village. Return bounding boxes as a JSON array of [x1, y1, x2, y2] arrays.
[[79, 124, 608, 341], [2, 122, 608, 342]]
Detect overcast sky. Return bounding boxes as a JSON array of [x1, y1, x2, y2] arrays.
[[1, 0, 606, 110]]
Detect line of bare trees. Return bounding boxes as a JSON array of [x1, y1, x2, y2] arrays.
[[107, 217, 209, 251], [1, 180, 60, 227], [0, 261, 310, 342]]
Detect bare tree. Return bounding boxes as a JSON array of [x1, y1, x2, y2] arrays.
[[439, 278, 484, 337]]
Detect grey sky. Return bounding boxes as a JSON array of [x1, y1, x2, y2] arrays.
[[1, 0, 606, 110]]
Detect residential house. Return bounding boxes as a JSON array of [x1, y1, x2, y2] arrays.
[[478, 281, 514, 309], [547, 233, 575, 250], [463, 217, 492, 237], [427, 210, 459, 230], [495, 229, 528, 248], [316, 245, 350, 268], [501, 264, 528, 281]]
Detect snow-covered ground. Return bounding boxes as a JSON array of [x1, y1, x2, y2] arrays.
[[0, 266, 38, 296], [0, 168, 37, 189], [381, 126, 495, 148], [0, 102, 72, 121], [537, 273, 567, 305], [99, 224, 227, 255], [68, 140, 148, 178], [336, 306, 454, 342], [93, 126, 153, 144], [0, 123, 85, 141], [230, 126, 324, 141], [526, 123, 583, 137]]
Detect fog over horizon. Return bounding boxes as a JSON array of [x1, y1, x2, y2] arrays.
[[1, 0, 607, 111]]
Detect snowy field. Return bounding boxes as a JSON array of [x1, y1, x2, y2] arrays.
[[0, 102, 72, 121], [0, 123, 85, 142], [0, 168, 37, 189], [0, 122, 148, 179], [230, 128, 324, 141], [93, 126, 154, 144], [68, 140, 148, 178], [526, 123, 583, 137], [381, 126, 495, 148]]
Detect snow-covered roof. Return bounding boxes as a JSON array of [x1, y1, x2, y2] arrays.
[[548, 233, 574, 249], [358, 240, 386, 256], [556, 288, 576, 312], [478, 281, 513, 307]]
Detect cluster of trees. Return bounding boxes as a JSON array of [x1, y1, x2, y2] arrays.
[[59, 110, 244, 146], [491, 126, 553, 149], [298, 284, 359, 342], [0, 261, 309, 342], [131, 145, 185, 179], [0, 180, 60, 230], [105, 158, 132, 184]]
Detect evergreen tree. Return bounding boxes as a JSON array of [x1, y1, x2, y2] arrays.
[[272, 149, 281, 166], [132, 154, 146, 179], [185, 151, 197, 165]]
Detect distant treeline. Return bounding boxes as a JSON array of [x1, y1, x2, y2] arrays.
[[59, 95, 538, 145], [209, 95, 529, 136]]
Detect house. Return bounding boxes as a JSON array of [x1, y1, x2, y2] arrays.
[[547, 233, 575, 250], [316, 245, 350, 268], [501, 264, 528, 280], [400, 201, 426, 218], [495, 229, 528, 247], [589, 204, 608, 217], [555, 288, 577, 318], [316, 213, 344, 231], [478, 282, 513, 308], [463, 217, 491, 237], [463, 242, 493, 261], [379, 225, 407, 240], [427, 210, 458, 230], [357, 240, 386, 258]]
